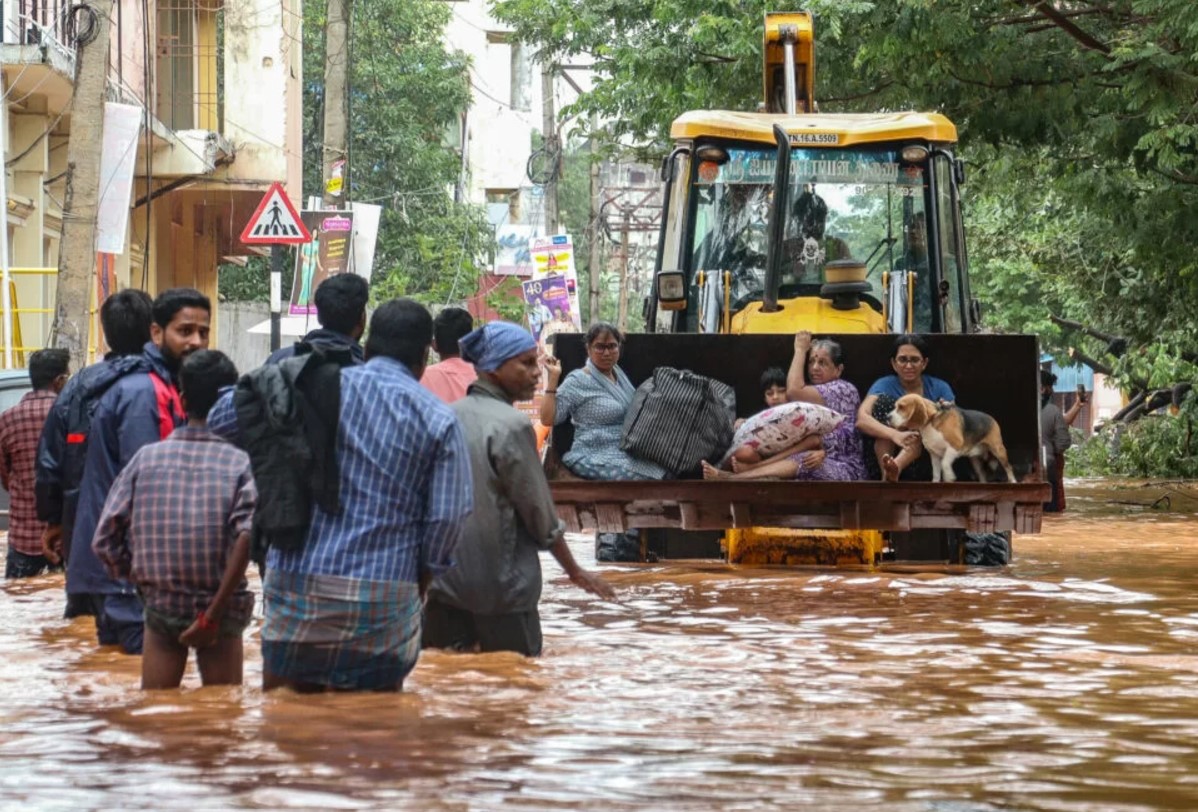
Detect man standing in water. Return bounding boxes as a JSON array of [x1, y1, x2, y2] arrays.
[[233, 298, 473, 691], [1, 349, 70, 578], [69, 288, 211, 654], [423, 321, 615, 656]]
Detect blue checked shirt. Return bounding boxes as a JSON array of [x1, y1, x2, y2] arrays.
[[209, 356, 473, 583]]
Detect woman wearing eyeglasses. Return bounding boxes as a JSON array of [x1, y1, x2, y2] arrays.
[[540, 322, 667, 481], [856, 333, 956, 482]]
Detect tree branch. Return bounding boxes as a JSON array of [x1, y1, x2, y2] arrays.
[[1149, 166, 1198, 186], [695, 51, 739, 64], [822, 80, 895, 103], [946, 68, 1076, 90], [1067, 346, 1114, 377], [1024, 0, 1112, 55], [1051, 314, 1128, 356], [994, 8, 1110, 27]]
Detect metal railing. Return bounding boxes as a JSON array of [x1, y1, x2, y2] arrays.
[[0, 267, 98, 368], [14, 0, 67, 45]]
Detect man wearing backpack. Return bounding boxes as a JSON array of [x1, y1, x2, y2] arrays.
[[36, 289, 154, 574], [67, 288, 211, 654]]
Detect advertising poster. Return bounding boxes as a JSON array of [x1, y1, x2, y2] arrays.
[[522, 274, 573, 350], [529, 234, 581, 327], [291, 210, 355, 315], [495, 225, 536, 276]]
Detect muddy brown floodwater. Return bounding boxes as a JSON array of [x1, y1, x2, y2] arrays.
[[3, 479, 1198, 810]]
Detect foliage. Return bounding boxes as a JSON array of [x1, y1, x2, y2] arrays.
[[484, 277, 528, 323], [492, 0, 1198, 360], [218, 256, 271, 303], [1068, 412, 1198, 479], [222, 0, 490, 306]]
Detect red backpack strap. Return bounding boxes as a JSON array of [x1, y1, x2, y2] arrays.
[[149, 372, 184, 440]]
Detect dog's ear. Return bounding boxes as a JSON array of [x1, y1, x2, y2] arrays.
[[911, 398, 926, 424]]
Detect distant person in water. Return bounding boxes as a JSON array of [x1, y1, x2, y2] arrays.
[[420, 307, 477, 404]]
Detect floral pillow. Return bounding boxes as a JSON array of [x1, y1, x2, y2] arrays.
[[723, 401, 846, 462]]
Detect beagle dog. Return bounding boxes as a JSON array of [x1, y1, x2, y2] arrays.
[[888, 394, 1016, 483]]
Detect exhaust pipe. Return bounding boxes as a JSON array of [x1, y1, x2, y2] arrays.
[[762, 123, 791, 313]]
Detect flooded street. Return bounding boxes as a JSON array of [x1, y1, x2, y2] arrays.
[[4, 480, 1198, 810]]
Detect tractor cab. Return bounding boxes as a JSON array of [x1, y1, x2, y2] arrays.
[[651, 113, 975, 338], [649, 11, 975, 339]]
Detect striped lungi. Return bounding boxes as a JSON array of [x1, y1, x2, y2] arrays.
[[261, 570, 422, 691]]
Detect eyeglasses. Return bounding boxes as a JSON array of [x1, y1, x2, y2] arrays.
[[591, 342, 620, 352], [895, 356, 925, 366]]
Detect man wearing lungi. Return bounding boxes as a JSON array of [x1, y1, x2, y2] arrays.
[[423, 321, 615, 656], [255, 298, 473, 691]]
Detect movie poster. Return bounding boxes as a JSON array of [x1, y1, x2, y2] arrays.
[[290, 210, 355, 315], [529, 234, 581, 328], [522, 274, 573, 350]]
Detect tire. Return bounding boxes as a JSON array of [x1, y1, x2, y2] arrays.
[[963, 532, 1011, 566], [595, 530, 642, 562]]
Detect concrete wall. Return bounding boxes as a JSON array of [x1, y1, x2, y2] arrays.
[[220, 0, 300, 191], [216, 300, 272, 375]]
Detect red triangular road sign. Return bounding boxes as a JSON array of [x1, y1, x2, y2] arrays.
[[240, 182, 313, 245]]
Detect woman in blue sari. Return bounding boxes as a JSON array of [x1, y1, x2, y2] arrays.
[[540, 323, 667, 480]]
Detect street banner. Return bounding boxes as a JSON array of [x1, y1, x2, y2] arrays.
[[290, 210, 355, 315], [96, 103, 143, 255], [348, 202, 382, 282]]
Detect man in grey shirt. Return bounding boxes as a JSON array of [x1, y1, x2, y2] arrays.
[[1040, 369, 1071, 512], [423, 321, 615, 656]]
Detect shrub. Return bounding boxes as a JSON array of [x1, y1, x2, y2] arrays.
[[1067, 414, 1197, 479]]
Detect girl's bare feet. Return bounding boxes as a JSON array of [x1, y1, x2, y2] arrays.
[[881, 453, 900, 482], [702, 461, 731, 480]]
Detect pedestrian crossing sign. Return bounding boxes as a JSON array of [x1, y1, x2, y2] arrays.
[[240, 182, 312, 245]]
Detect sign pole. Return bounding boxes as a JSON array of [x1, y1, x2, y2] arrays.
[[270, 245, 282, 353], [240, 182, 309, 354]]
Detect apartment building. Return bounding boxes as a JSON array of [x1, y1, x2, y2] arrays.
[[0, 0, 302, 360]]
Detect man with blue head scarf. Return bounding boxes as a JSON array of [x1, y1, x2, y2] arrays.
[[423, 321, 616, 656]]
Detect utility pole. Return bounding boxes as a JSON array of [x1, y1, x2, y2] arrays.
[[540, 61, 558, 234], [51, 0, 115, 373], [322, 0, 351, 208], [617, 206, 631, 332], [587, 115, 602, 325]]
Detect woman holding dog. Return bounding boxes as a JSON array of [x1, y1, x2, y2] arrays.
[[856, 334, 956, 482]]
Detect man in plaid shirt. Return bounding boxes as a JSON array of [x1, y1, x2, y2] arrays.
[[1, 349, 70, 578], [92, 350, 256, 689]]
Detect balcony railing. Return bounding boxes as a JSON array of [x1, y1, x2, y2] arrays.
[[13, 0, 68, 45]]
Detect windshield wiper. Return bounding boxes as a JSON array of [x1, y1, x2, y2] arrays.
[[864, 236, 896, 276]]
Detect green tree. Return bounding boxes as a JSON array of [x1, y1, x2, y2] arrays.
[[492, 0, 1198, 357]]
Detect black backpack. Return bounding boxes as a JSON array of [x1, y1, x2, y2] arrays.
[[36, 355, 149, 554], [232, 342, 354, 564]]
